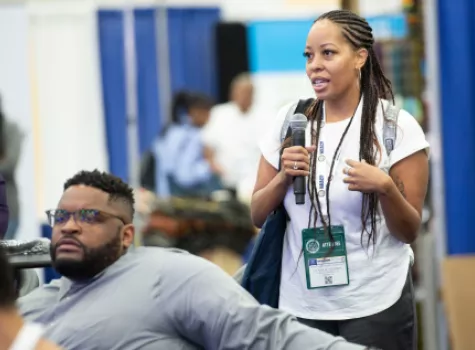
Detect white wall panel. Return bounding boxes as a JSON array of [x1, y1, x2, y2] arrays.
[[359, 0, 403, 16], [0, 4, 38, 239], [28, 0, 109, 215], [252, 72, 314, 113], [94, 0, 339, 20]]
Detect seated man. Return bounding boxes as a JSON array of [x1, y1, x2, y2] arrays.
[[18, 170, 369, 350], [0, 246, 60, 350]]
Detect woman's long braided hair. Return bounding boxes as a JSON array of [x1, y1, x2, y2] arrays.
[[307, 10, 394, 248]]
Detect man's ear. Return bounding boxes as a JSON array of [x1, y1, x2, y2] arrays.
[[355, 48, 369, 70], [121, 224, 135, 249]]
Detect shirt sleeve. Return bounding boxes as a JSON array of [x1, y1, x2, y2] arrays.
[[173, 131, 212, 187], [200, 108, 221, 150], [259, 102, 297, 170], [161, 252, 367, 350], [389, 109, 430, 168]]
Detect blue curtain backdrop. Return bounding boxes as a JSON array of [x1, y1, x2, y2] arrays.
[[438, 0, 475, 255], [134, 9, 162, 155], [98, 10, 128, 181], [167, 8, 220, 97], [98, 7, 220, 180]]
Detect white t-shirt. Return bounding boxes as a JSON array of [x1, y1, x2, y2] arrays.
[[201, 102, 270, 189], [259, 98, 430, 320]]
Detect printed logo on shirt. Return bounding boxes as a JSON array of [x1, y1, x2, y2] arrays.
[[319, 141, 324, 154]]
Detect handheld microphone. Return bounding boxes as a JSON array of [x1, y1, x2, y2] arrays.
[[290, 113, 308, 205]]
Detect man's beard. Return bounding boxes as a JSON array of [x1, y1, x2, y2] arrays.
[[50, 230, 123, 281]]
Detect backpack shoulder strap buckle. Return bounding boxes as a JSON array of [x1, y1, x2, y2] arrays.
[[383, 103, 400, 156]]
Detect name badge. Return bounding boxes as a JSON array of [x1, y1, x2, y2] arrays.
[[302, 226, 350, 289]]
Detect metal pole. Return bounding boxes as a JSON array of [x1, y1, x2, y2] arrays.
[[123, 5, 142, 245], [422, 0, 448, 348], [155, 0, 172, 126], [123, 7, 139, 189], [418, 231, 440, 350]]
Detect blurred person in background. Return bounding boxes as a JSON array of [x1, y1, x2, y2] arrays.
[[0, 175, 8, 238], [18, 170, 371, 350], [140, 91, 222, 199], [0, 246, 61, 349], [201, 73, 268, 202], [0, 96, 22, 240], [142, 196, 255, 275], [251, 10, 429, 350]]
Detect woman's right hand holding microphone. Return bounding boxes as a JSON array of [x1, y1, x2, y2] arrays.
[[279, 145, 316, 186]]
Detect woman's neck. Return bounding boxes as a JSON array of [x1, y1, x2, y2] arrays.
[[323, 87, 361, 123], [0, 308, 24, 349]]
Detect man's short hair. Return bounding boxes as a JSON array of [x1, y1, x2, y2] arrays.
[[0, 246, 17, 308], [64, 170, 135, 221]]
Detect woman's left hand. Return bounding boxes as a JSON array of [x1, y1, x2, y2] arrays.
[[342, 159, 391, 194]]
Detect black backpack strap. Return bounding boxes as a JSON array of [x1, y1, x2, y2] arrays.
[[295, 98, 314, 115], [279, 98, 314, 171]]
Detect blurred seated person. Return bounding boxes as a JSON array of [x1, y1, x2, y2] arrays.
[[140, 91, 222, 199], [0, 174, 8, 237], [201, 73, 269, 201], [0, 98, 23, 240], [18, 170, 369, 350], [0, 247, 61, 350], [142, 196, 255, 275], [0, 101, 23, 239], [140, 197, 181, 248]]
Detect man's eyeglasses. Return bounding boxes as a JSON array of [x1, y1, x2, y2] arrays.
[[45, 209, 126, 227]]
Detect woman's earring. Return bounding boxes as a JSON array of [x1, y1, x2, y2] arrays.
[[358, 69, 362, 81]]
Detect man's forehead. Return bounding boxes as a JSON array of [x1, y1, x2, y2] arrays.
[[235, 81, 252, 90], [58, 185, 109, 209]]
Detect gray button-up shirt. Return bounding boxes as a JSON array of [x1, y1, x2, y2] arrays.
[[18, 247, 365, 350]]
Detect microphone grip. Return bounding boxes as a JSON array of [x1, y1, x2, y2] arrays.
[[292, 129, 306, 205], [294, 178, 305, 205]]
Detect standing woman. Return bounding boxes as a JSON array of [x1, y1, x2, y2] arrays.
[[252, 10, 429, 350]]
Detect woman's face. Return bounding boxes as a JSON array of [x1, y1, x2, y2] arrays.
[[305, 19, 366, 101]]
